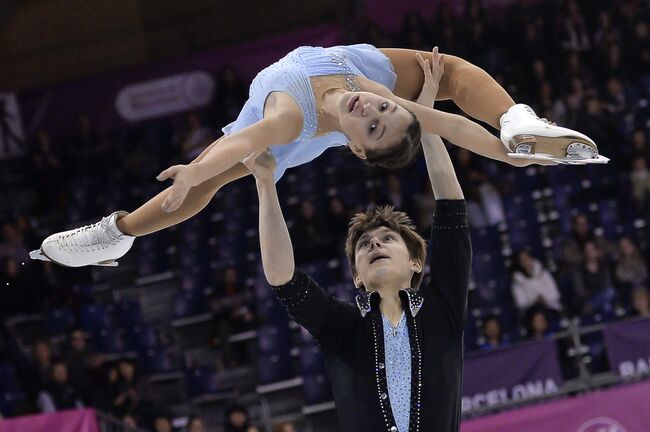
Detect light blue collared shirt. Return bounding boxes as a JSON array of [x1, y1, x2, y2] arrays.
[[382, 312, 411, 432]]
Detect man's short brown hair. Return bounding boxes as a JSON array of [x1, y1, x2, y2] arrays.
[[345, 206, 427, 291]]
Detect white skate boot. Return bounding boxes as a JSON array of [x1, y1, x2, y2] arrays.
[[29, 211, 135, 267], [500, 104, 610, 165]]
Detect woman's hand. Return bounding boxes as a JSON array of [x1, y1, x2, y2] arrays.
[[415, 46, 445, 108], [242, 148, 276, 183], [156, 164, 201, 212]]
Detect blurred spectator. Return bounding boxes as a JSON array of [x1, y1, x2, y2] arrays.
[[571, 94, 623, 156], [559, 214, 613, 272], [290, 200, 332, 265], [224, 404, 255, 432], [412, 180, 436, 233], [630, 286, 650, 317], [178, 113, 214, 161], [398, 11, 430, 50], [111, 360, 150, 418], [20, 339, 54, 399], [37, 361, 83, 412], [630, 156, 650, 212], [614, 237, 647, 291], [571, 241, 616, 315], [29, 130, 64, 213], [627, 129, 649, 161], [67, 116, 101, 176], [526, 308, 553, 340], [63, 327, 95, 403], [188, 416, 206, 432], [123, 414, 139, 432], [0, 221, 28, 264], [557, 0, 590, 52], [479, 316, 507, 351], [154, 415, 173, 432], [214, 66, 248, 126], [511, 250, 562, 312], [326, 195, 350, 247], [274, 421, 297, 432], [1, 257, 30, 316]]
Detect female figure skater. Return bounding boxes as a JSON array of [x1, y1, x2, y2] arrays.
[[30, 44, 605, 267]]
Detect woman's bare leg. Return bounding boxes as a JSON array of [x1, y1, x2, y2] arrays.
[[116, 137, 250, 237], [379, 48, 515, 129]]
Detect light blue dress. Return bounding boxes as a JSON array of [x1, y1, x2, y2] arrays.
[[221, 44, 397, 181]]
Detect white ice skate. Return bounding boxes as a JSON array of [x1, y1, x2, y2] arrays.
[[500, 104, 610, 165], [29, 211, 135, 267]]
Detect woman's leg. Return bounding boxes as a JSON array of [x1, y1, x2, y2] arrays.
[[379, 48, 515, 129], [117, 136, 250, 237]]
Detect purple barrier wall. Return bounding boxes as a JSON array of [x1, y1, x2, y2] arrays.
[[603, 318, 650, 379], [462, 380, 650, 432], [18, 23, 342, 138], [0, 408, 99, 432], [462, 339, 563, 412]]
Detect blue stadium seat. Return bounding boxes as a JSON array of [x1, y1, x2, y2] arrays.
[[0, 364, 21, 392], [472, 252, 506, 281], [45, 307, 75, 336], [258, 353, 295, 385], [508, 219, 543, 256], [303, 374, 333, 405], [93, 329, 124, 354], [0, 391, 25, 417], [300, 345, 326, 375], [79, 304, 110, 332], [140, 348, 173, 375], [470, 226, 502, 255], [126, 326, 158, 351], [258, 325, 292, 356], [172, 289, 207, 319], [186, 366, 222, 397], [116, 301, 143, 327]]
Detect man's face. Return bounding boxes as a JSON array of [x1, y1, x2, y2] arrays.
[[353, 226, 420, 290], [338, 91, 412, 159]]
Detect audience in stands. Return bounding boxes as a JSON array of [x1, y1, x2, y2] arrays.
[[614, 237, 648, 292], [479, 316, 508, 351], [571, 241, 616, 316], [224, 404, 258, 432], [153, 415, 173, 432], [1, 0, 650, 427], [630, 286, 650, 317], [511, 250, 562, 314], [526, 308, 554, 340], [275, 421, 297, 432], [36, 361, 83, 412], [188, 416, 207, 432]]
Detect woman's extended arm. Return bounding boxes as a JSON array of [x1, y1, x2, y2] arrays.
[[156, 102, 303, 212]]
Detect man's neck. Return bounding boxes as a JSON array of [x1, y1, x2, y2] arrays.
[[376, 289, 403, 328]]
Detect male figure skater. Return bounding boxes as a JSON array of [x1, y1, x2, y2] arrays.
[[245, 51, 470, 432]]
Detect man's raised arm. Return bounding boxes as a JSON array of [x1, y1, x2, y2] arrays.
[[415, 49, 471, 332], [244, 149, 295, 285], [243, 150, 358, 353]]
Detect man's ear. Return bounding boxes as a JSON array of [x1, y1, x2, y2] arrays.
[[348, 141, 367, 160], [410, 259, 423, 274]]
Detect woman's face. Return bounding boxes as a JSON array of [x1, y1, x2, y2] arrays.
[[338, 91, 412, 159]]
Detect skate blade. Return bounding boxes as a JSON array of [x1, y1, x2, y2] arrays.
[[93, 260, 119, 267], [29, 249, 51, 262], [507, 153, 610, 165]]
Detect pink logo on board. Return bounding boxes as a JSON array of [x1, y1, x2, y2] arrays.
[[577, 418, 627, 432]]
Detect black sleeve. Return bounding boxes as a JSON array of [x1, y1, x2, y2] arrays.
[[425, 200, 472, 332], [270, 269, 359, 354]]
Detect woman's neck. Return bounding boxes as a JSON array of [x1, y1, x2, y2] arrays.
[[311, 76, 348, 134]]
